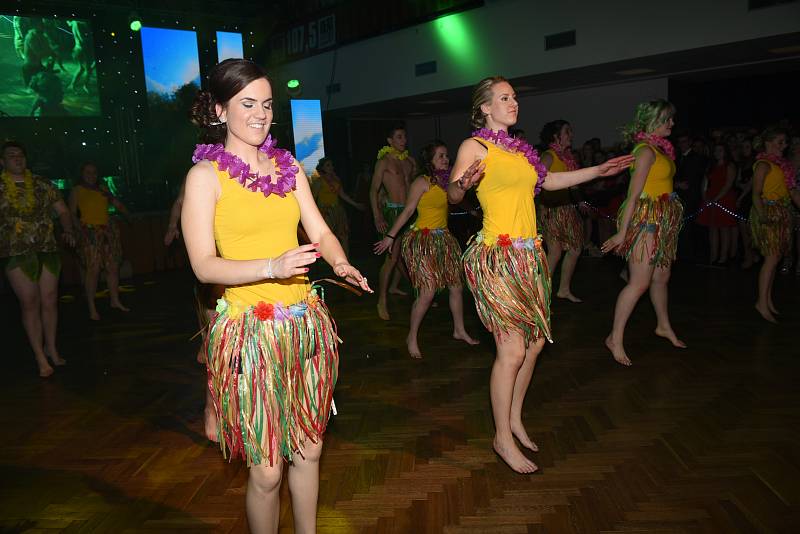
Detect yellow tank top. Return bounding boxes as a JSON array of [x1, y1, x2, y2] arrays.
[[474, 138, 540, 243], [414, 180, 448, 229], [75, 185, 109, 225], [756, 160, 790, 201], [213, 163, 310, 311], [540, 149, 571, 207], [315, 175, 340, 206], [632, 143, 675, 197]]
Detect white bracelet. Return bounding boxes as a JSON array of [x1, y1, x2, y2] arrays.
[[265, 258, 274, 279]]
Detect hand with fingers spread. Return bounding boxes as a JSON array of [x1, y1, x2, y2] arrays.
[[456, 160, 486, 191], [596, 155, 635, 177], [373, 236, 394, 255], [267, 243, 321, 279], [333, 262, 373, 293], [601, 232, 625, 254]]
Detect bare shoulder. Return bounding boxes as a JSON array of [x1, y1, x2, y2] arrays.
[[185, 160, 220, 194], [458, 138, 488, 159]]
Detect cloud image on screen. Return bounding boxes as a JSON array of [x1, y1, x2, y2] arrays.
[[216, 31, 243, 62], [0, 15, 101, 117], [141, 27, 200, 97], [290, 100, 325, 174]]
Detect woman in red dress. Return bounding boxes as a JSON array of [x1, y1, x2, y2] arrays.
[[696, 143, 738, 265]]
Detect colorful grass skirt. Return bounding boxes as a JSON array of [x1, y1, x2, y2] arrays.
[[616, 193, 683, 267], [750, 199, 793, 256], [538, 204, 584, 251], [77, 221, 122, 270], [463, 233, 551, 345], [206, 292, 339, 466], [401, 226, 462, 292]]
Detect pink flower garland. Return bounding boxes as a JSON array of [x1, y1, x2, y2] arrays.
[[192, 135, 299, 198], [472, 128, 548, 195], [431, 168, 451, 190], [633, 132, 675, 161], [547, 142, 580, 171], [755, 152, 797, 190]]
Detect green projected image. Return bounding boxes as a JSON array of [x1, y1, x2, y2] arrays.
[[0, 15, 101, 116]]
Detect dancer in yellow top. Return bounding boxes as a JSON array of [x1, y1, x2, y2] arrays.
[[69, 162, 130, 320], [374, 140, 478, 359], [181, 59, 371, 533], [538, 120, 585, 302], [448, 76, 632, 474], [602, 100, 686, 367], [311, 157, 364, 255], [749, 126, 800, 323]]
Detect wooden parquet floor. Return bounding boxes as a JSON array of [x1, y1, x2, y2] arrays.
[[1, 253, 799, 533]]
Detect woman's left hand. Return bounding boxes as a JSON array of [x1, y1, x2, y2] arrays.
[[333, 262, 373, 293], [596, 155, 635, 177]]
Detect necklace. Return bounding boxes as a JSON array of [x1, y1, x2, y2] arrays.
[[192, 135, 299, 198], [472, 128, 548, 195], [756, 152, 796, 190], [377, 146, 409, 161], [2, 169, 35, 214], [548, 142, 579, 171], [431, 168, 450, 190], [633, 132, 675, 160]]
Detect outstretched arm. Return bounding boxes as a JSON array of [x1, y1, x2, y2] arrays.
[[542, 155, 634, 191], [164, 182, 185, 246], [374, 178, 428, 254]]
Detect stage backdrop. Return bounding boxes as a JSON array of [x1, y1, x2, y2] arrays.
[[0, 14, 101, 116]]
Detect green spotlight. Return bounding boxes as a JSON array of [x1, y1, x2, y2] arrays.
[[287, 79, 300, 89], [129, 17, 142, 32]]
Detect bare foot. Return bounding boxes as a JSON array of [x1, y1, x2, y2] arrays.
[[89, 310, 101, 321], [110, 301, 130, 312], [453, 331, 479, 346], [388, 288, 408, 296], [556, 291, 583, 303], [36, 357, 54, 378], [768, 301, 780, 315], [493, 436, 538, 474], [377, 300, 390, 321], [510, 420, 538, 452], [204, 405, 219, 442], [654, 327, 687, 349], [407, 336, 423, 359], [755, 303, 778, 324], [605, 335, 632, 366], [47, 350, 67, 366]]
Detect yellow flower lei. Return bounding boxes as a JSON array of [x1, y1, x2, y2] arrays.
[[377, 146, 409, 161], [2, 169, 35, 214]]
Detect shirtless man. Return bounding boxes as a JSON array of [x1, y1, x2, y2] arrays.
[[370, 124, 415, 320]]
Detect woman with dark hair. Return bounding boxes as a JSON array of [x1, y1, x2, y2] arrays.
[[538, 120, 584, 302], [373, 140, 478, 359], [1, 141, 75, 377], [602, 100, 686, 367], [696, 143, 738, 265], [68, 162, 129, 320], [181, 58, 371, 532], [448, 76, 632, 473], [311, 157, 363, 255], [750, 127, 800, 323]]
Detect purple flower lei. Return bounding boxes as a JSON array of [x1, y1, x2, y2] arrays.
[[633, 132, 675, 161], [192, 135, 299, 198], [472, 128, 548, 195], [431, 168, 451, 190]]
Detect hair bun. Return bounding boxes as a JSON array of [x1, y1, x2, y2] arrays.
[[190, 90, 218, 128]]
